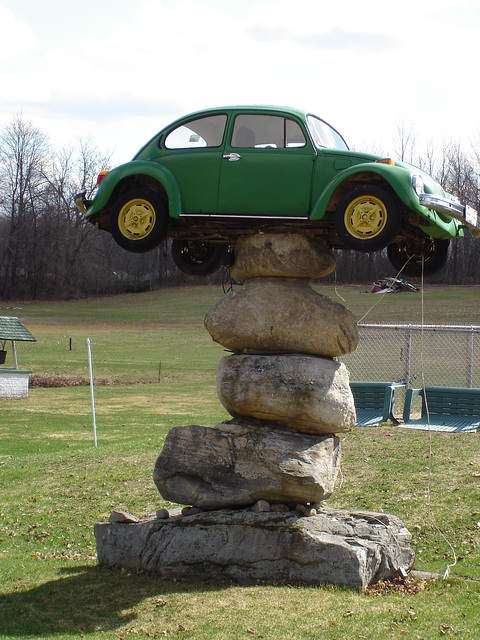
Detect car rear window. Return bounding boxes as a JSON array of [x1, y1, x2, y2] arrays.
[[165, 114, 227, 149]]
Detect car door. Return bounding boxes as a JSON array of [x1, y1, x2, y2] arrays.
[[217, 113, 315, 216], [158, 113, 228, 214]]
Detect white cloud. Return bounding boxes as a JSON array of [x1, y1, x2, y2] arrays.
[[0, 0, 479, 163], [0, 5, 35, 61]]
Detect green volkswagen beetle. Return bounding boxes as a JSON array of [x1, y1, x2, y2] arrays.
[[75, 105, 479, 277]]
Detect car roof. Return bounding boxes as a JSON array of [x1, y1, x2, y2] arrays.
[[167, 105, 311, 124], [134, 106, 347, 158]]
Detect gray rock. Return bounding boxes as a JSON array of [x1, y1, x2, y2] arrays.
[[94, 507, 415, 589], [270, 502, 291, 512], [230, 234, 336, 280], [251, 500, 271, 512], [108, 510, 139, 523], [205, 278, 359, 357], [182, 506, 205, 516], [217, 354, 356, 434], [153, 421, 340, 509], [296, 504, 317, 516]]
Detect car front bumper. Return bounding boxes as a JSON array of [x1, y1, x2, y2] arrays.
[[419, 193, 480, 238]]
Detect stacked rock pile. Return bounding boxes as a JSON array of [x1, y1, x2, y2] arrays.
[[153, 233, 359, 509], [96, 233, 416, 587]]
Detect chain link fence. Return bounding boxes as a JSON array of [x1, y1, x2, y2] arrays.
[[341, 324, 480, 389]]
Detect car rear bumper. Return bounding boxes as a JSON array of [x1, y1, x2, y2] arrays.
[[75, 190, 90, 215], [419, 194, 480, 238]]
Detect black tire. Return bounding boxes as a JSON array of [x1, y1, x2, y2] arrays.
[[387, 238, 450, 277], [110, 188, 169, 253], [171, 240, 226, 277], [335, 185, 402, 252]]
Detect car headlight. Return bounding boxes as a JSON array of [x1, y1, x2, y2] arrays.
[[412, 174, 425, 196]]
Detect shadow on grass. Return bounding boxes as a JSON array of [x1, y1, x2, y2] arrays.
[[0, 564, 222, 636]]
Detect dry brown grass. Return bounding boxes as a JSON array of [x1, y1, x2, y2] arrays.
[[29, 373, 112, 387]]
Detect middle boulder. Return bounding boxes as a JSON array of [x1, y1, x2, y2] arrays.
[[205, 277, 359, 358], [217, 353, 355, 435]]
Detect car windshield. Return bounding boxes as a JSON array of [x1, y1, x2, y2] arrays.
[[306, 116, 349, 150]]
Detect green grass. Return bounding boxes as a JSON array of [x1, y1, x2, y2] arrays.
[[1, 284, 480, 639], [7, 282, 480, 328]]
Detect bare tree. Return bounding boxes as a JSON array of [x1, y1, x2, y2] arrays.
[[0, 114, 50, 298], [2, 112, 480, 298], [393, 122, 417, 163], [0, 115, 119, 299], [39, 141, 113, 297]]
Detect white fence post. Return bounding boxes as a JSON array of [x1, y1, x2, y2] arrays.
[[87, 338, 98, 447]]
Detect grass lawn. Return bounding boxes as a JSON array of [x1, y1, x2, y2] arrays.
[[1, 283, 480, 639]]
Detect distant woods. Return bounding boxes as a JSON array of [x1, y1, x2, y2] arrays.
[[0, 115, 479, 300], [0, 114, 216, 300]]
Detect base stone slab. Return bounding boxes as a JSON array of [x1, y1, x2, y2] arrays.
[[94, 507, 414, 589]]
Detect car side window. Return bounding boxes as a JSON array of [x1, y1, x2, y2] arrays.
[[165, 114, 227, 149], [231, 115, 306, 149], [286, 119, 307, 148]]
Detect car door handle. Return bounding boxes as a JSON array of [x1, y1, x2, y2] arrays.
[[223, 153, 242, 162]]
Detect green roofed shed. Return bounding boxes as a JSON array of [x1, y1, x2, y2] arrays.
[[0, 316, 36, 342], [0, 316, 36, 370]]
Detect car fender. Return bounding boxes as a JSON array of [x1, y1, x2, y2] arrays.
[[86, 160, 182, 219], [309, 162, 461, 236]]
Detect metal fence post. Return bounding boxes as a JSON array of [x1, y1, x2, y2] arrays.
[[468, 327, 474, 388], [342, 324, 480, 388], [405, 328, 412, 386]]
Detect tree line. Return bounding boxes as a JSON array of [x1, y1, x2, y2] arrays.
[[0, 115, 479, 301], [0, 114, 207, 300]]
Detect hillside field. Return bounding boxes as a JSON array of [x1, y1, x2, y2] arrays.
[[1, 284, 479, 640]]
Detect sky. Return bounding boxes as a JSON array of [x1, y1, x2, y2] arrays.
[[1, 0, 479, 165]]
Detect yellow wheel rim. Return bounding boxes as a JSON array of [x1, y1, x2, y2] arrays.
[[344, 195, 387, 240], [117, 198, 156, 240]]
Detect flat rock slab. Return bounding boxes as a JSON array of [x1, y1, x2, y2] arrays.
[[205, 278, 359, 357], [94, 507, 415, 589], [153, 421, 340, 508]]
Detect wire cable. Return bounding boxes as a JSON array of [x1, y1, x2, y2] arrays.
[[417, 258, 457, 580], [338, 252, 458, 579], [356, 257, 413, 324]]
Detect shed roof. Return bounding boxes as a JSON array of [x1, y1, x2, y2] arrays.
[[0, 316, 36, 342]]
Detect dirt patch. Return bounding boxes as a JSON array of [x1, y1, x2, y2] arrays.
[[30, 374, 111, 388], [366, 575, 433, 595]]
